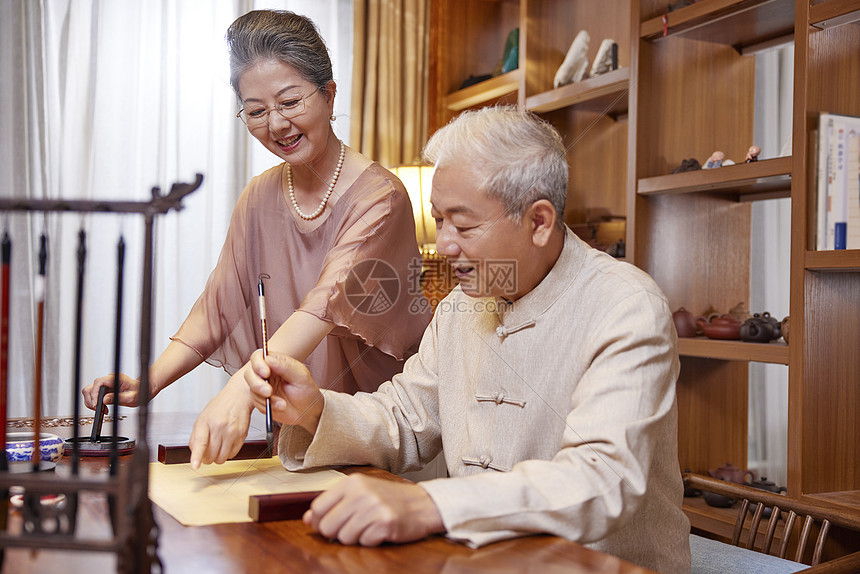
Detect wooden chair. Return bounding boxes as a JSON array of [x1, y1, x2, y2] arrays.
[[684, 473, 860, 573]]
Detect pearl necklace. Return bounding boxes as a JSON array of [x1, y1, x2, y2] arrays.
[[287, 140, 346, 220]]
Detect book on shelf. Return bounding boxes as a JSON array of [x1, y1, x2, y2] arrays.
[[816, 112, 860, 250]]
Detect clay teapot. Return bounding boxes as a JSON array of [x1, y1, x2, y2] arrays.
[[781, 316, 790, 343], [749, 476, 786, 494], [740, 312, 781, 343], [748, 476, 787, 518], [673, 307, 698, 338], [762, 312, 781, 338], [703, 481, 735, 508], [697, 314, 742, 340], [708, 462, 754, 484], [682, 469, 701, 497], [727, 302, 752, 324]]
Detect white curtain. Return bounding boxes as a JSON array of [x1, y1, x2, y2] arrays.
[[0, 0, 353, 419], [748, 43, 794, 487]]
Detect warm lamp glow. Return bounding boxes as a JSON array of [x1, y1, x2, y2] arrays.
[[392, 165, 435, 248]]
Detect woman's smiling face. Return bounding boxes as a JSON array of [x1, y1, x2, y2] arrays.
[[238, 59, 335, 167]]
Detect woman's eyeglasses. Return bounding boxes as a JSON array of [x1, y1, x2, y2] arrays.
[[236, 91, 316, 127]]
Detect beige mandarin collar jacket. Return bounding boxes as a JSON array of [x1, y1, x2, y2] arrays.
[[281, 229, 692, 573]]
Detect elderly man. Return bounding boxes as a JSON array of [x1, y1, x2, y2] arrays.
[[245, 107, 691, 573]]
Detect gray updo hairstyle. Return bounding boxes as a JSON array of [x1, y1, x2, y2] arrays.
[[423, 107, 568, 230], [226, 10, 333, 98]]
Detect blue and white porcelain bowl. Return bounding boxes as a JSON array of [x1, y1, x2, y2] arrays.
[[6, 432, 64, 463]]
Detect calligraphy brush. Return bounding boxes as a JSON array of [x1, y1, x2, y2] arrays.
[[109, 236, 125, 472], [63, 227, 87, 535], [1, 232, 11, 460], [32, 233, 47, 473], [1, 231, 11, 533], [72, 229, 86, 475], [257, 275, 273, 455]]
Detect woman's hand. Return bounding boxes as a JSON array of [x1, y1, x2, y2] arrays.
[[82, 374, 144, 409], [245, 350, 324, 435], [188, 368, 254, 469], [83, 341, 203, 410]]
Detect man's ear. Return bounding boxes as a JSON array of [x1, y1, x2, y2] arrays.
[[527, 199, 558, 247]]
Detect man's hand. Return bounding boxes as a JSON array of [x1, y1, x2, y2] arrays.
[[188, 368, 254, 468], [82, 374, 143, 409], [304, 474, 445, 546], [245, 350, 324, 434]]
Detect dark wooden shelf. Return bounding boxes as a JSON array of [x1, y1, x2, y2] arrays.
[[641, 0, 795, 50], [637, 157, 792, 198], [525, 68, 629, 116], [678, 337, 789, 364], [806, 249, 860, 271], [444, 70, 522, 112]]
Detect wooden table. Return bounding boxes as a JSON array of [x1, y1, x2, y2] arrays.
[[3, 412, 656, 574]]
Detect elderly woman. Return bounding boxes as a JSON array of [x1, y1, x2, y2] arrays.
[[83, 9, 431, 467]]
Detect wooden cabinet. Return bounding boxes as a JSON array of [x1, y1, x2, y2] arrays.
[[430, 0, 860, 551], [790, 0, 860, 511], [630, 0, 788, 540], [632, 0, 793, 493], [430, 0, 631, 243]]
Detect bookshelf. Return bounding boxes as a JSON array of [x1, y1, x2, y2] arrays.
[[431, 0, 632, 241], [429, 0, 860, 559], [790, 2, 860, 532]]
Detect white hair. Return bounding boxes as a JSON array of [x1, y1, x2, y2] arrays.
[[422, 106, 568, 228]]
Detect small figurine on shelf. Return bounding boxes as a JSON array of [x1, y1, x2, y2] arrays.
[[554, 30, 590, 88], [498, 28, 520, 75], [466, 27, 521, 90], [702, 151, 724, 169], [671, 158, 701, 173], [590, 39, 619, 77], [745, 145, 761, 163], [727, 302, 751, 325]]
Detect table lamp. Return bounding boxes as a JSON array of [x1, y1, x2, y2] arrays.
[[391, 165, 456, 310], [391, 165, 435, 254]]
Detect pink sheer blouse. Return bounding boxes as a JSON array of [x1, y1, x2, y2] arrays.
[[171, 162, 432, 394]]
